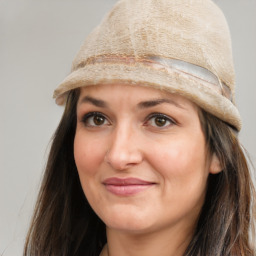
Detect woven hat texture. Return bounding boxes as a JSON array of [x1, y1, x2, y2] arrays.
[[53, 0, 241, 130]]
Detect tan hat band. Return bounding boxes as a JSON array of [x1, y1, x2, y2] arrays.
[[77, 55, 232, 102]]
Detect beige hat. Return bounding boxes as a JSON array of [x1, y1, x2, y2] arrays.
[[53, 0, 241, 131]]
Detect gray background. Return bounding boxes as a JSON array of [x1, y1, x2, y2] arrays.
[[1, 0, 255, 255]]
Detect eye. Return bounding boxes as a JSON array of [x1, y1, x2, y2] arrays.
[[81, 112, 110, 127], [145, 113, 176, 128]]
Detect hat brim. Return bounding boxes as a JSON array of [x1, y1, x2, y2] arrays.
[[53, 62, 241, 130]]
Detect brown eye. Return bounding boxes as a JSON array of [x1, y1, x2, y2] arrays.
[[154, 116, 167, 127], [145, 113, 175, 128], [93, 115, 105, 126], [81, 112, 109, 127]]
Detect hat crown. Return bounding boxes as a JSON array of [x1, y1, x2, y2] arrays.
[[72, 0, 235, 92]]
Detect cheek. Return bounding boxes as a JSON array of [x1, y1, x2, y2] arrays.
[[74, 131, 110, 219], [74, 131, 105, 177], [149, 135, 208, 191], [152, 139, 209, 218], [74, 132, 104, 204]]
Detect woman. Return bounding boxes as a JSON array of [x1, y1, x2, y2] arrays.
[[24, 0, 256, 255]]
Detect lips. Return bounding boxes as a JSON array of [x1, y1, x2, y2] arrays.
[[102, 177, 156, 196]]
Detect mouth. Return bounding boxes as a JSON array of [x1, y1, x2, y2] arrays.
[[102, 177, 156, 196]]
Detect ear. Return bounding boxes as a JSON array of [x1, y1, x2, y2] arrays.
[[209, 153, 222, 174]]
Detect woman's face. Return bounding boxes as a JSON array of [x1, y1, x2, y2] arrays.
[[74, 84, 220, 235]]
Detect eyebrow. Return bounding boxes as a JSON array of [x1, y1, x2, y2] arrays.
[[137, 98, 185, 109], [78, 96, 185, 110], [79, 96, 109, 108]]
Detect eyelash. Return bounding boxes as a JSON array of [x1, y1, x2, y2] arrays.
[[144, 113, 176, 128], [81, 112, 110, 127], [80, 112, 176, 128]]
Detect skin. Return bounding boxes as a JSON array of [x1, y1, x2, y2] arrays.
[[74, 84, 221, 256]]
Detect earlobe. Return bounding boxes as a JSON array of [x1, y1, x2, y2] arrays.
[[209, 153, 222, 174]]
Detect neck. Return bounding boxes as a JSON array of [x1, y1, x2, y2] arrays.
[[101, 224, 194, 256]]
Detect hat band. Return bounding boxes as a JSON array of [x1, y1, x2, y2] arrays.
[[76, 55, 232, 102]]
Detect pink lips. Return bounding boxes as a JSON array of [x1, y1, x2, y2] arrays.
[[102, 177, 155, 196]]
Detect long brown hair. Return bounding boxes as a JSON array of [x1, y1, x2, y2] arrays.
[[184, 110, 256, 256], [24, 89, 256, 256]]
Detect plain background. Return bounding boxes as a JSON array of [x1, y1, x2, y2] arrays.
[[1, 0, 255, 255]]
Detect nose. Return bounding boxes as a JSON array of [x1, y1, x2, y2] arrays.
[[105, 124, 143, 171]]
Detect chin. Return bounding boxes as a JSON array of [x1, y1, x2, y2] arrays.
[[99, 206, 155, 233]]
